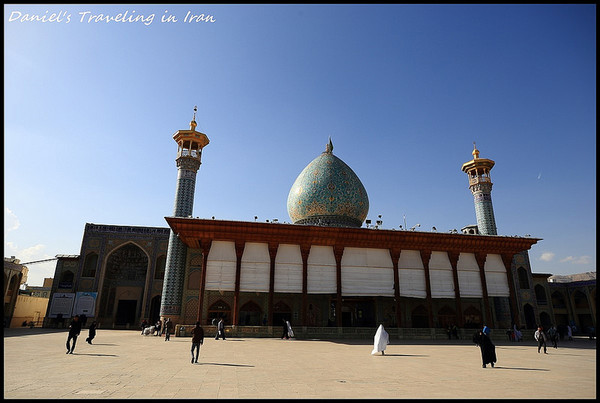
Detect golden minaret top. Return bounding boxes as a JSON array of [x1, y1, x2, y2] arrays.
[[472, 141, 480, 159], [190, 105, 198, 131]]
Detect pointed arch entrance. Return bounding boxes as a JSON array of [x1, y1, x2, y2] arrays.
[[98, 243, 149, 327], [273, 300, 292, 325], [149, 295, 161, 324], [239, 301, 262, 326], [411, 305, 429, 328], [540, 311, 552, 329], [207, 300, 231, 325], [463, 305, 482, 329], [523, 303, 536, 329], [438, 306, 457, 328]]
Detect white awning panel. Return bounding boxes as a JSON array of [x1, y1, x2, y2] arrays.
[[307, 245, 337, 294], [429, 251, 454, 298], [341, 247, 394, 296], [458, 271, 483, 297], [398, 268, 427, 298], [429, 251, 452, 270], [484, 254, 510, 296], [240, 242, 270, 292], [205, 241, 236, 291], [457, 252, 480, 271], [457, 253, 483, 297], [274, 244, 303, 293], [398, 249, 424, 269], [398, 250, 426, 298]]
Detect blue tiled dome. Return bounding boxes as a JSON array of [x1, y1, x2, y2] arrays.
[[287, 140, 369, 227]]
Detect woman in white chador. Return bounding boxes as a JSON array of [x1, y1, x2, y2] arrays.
[[371, 324, 389, 355]]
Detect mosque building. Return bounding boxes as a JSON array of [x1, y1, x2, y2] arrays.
[[45, 112, 573, 336]]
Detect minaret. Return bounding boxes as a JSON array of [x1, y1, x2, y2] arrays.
[[461, 142, 497, 235], [160, 107, 209, 319]]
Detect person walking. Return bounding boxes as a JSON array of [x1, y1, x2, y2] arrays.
[[534, 326, 548, 354], [473, 329, 496, 368], [281, 319, 290, 340], [215, 318, 225, 340], [190, 322, 205, 363], [164, 318, 172, 341], [513, 324, 523, 342], [86, 321, 97, 344], [452, 324, 459, 340], [140, 319, 148, 335], [155, 319, 162, 336], [65, 315, 82, 354], [371, 324, 389, 355], [547, 325, 558, 349]]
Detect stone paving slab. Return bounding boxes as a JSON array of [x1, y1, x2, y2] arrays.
[[3, 328, 596, 399]]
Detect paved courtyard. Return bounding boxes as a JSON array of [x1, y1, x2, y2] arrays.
[[3, 327, 596, 399]]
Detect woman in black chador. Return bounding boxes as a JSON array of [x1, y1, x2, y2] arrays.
[[473, 330, 497, 368], [281, 319, 289, 339]]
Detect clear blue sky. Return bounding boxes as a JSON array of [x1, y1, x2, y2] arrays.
[[4, 4, 596, 286]]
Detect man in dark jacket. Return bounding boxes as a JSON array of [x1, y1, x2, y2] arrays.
[[66, 315, 82, 354], [164, 318, 173, 341], [191, 322, 205, 363]]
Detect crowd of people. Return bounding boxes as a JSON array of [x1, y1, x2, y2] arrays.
[[62, 315, 589, 367]]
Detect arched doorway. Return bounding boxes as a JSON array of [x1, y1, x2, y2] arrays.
[[438, 306, 457, 328], [149, 295, 161, 324], [306, 303, 321, 326], [239, 301, 262, 326], [551, 291, 568, 326], [523, 303, 536, 329], [207, 300, 231, 325], [573, 290, 593, 330], [341, 298, 375, 327], [535, 285, 548, 305], [273, 300, 291, 325], [463, 306, 482, 329], [540, 311, 552, 329], [98, 243, 148, 328], [411, 305, 429, 328], [517, 267, 529, 289]]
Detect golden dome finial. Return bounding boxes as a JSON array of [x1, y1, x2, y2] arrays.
[[325, 136, 334, 154], [472, 141, 480, 159], [190, 106, 198, 131]]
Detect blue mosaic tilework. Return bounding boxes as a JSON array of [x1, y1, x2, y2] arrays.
[[287, 151, 369, 227], [470, 184, 497, 235], [160, 155, 200, 316]]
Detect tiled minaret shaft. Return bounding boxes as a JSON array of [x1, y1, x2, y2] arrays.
[[160, 109, 209, 317], [461, 143, 497, 235]]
